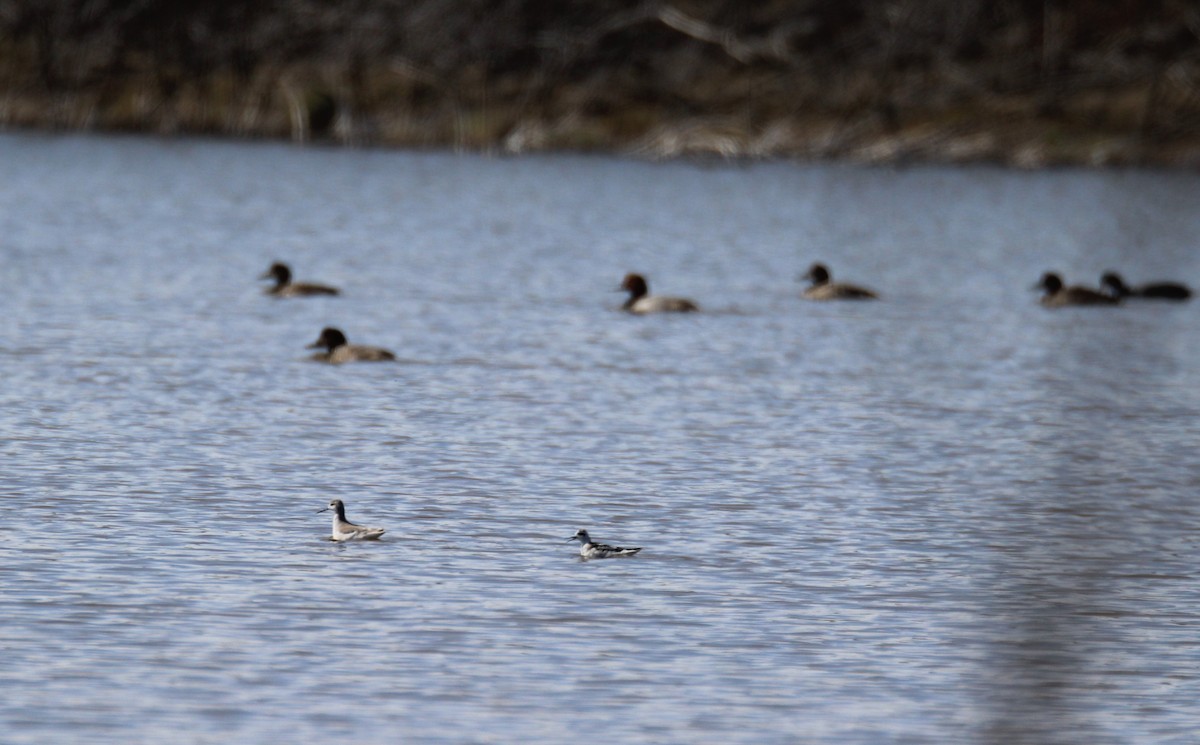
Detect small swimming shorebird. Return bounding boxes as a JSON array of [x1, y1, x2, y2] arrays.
[[317, 499, 386, 541], [567, 528, 642, 559]]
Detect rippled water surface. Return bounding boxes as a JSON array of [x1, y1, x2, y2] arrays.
[[3, 133, 1199, 744]]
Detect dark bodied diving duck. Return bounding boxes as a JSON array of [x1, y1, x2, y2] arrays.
[[800, 263, 878, 300], [1100, 271, 1191, 301], [619, 273, 699, 314], [260, 262, 340, 297], [306, 327, 396, 364], [1035, 272, 1120, 307]]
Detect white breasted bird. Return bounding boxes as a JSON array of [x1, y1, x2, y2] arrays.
[[567, 528, 642, 559], [317, 499, 385, 541]]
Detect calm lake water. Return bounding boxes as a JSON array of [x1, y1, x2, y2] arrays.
[[2, 132, 1199, 744]]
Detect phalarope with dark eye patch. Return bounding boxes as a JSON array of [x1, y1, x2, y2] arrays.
[[317, 499, 385, 541], [566, 528, 641, 559]]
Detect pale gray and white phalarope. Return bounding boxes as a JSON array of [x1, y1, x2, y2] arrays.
[[318, 499, 385, 541], [567, 528, 642, 559]]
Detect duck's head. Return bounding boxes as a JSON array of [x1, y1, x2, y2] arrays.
[[620, 273, 649, 299], [1100, 271, 1130, 296], [803, 263, 831, 285], [260, 262, 292, 284], [1036, 272, 1064, 294], [307, 327, 348, 352]]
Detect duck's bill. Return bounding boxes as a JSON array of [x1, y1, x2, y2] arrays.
[[305, 340, 322, 349]]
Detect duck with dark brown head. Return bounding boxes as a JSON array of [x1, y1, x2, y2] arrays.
[[1036, 272, 1120, 307], [306, 327, 395, 364], [1101, 271, 1191, 301], [260, 262, 340, 297], [619, 273, 699, 314], [800, 263, 878, 300]]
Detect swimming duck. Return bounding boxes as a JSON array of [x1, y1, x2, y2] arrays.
[[1101, 271, 1191, 301], [800, 263, 878, 300], [566, 528, 642, 559], [260, 262, 340, 297], [1036, 272, 1120, 307], [317, 499, 385, 541], [306, 327, 396, 363], [620, 273, 699, 314]]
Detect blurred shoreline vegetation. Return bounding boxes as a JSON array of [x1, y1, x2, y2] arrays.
[[2, 0, 1198, 166]]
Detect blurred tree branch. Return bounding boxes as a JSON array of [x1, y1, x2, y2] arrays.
[[1, 0, 1197, 162]]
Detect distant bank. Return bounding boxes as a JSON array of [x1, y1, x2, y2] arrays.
[[3, 2, 1198, 167]]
